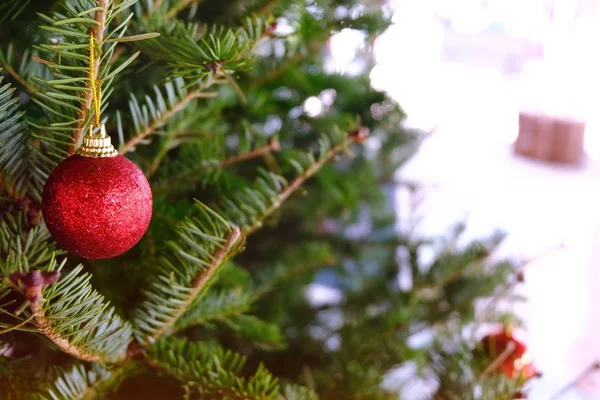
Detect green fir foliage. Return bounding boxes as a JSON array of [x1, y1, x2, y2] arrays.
[[0, 0, 528, 399]]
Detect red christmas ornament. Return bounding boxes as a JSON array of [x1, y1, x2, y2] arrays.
[[480, 330, 536, 380], [42, 125, 152, 259]]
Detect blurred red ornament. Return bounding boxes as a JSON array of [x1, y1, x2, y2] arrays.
[[480, 330, 536, 380], [42, 126, 152, 259]]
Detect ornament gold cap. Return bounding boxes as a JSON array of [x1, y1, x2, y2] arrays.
[[76, 124, 118, 158]]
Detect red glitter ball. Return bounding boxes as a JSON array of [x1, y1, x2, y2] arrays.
[[480, 331, 536, 379], [42, 154, 152, 259]]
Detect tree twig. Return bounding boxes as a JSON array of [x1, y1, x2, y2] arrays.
[[480, 341, 516, 377], [222, 137, 280, 167], [251, 40, 322, 88], [256, 0, 278, 16], [221, 73, 247, 105], [150, 0, 164, 13], [165, 0, 200, 18], [119, 90, 218, 154], [68, 0, 108, 155], [144, 227, 241, 344], [30, 301, 101, 362], [143, 356, 252, 400], [1, 62, 36, 95], [243, 134, 360, 235], [0, 314, 35, 335], [151, 137, 281, 189]]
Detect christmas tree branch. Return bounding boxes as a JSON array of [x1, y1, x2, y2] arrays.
[[119, 89, 218, 154], [243, 132, 363, 235], [0, 62, 36, 95], [41, 361, 144, 400], [151, 137, 281, 186], [251, 40, 322, 88], [256, 0, 279, 16], [480, 341, 516, 377], [145, 139, 174, 178], [30, 301, 101, 362], [143, 356, 255, 400], [221, 73, 247, 105], [150, 0, 164, 13], [165, 0, 198, 18], [222, 137, 280, 167], [143, 337, 280, 399], [146, 227, 241, 343], [69, 0, 108, 155]]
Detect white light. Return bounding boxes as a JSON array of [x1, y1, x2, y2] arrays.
[[328, 28, 366, 73], [318, 89, 337, 106], [303, 96, 323, 117], [305, 283, 343, 306]]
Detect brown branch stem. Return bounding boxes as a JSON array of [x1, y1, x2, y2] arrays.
[[251, 40, 322, 88], [30, 301, 101, 362], [166, 0, 200, 18], [0, 314, 35, 335], [119, 90, 218, 154], [68, 0, 108, 155], [243, 135, 358, 236], [142, 227, 241, 345], [222, 137, 280, 167], [150, 0, 164, 13], [151, 138, 281, 191], [480, 341, 516, 377], [1, 62, 36, 95], [143, 356, 252, 400], [256, 0, 278, 16], [221, 73, 247, 105]]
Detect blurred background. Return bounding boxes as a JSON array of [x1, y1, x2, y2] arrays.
[[325, 0, 600, 398]]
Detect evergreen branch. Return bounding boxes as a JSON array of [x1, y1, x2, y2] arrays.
[[211, 128, 366, 235], [36, 361, 142, 400], [256, 0, 279, 16], [282, 384, 319, 400], [31, 0, 139, 161], [0, 45, 52, 96], [21, 261, 133, 364], [0, 0, 30, 24], [251, 40, 322, 88], [145, 337, 280, 400], [69, 0, 108, 155], [165, 0, 200, 18], [119, 87, 218, 154], [132, 202, 242, 345], [244, 132, 363, 235], [222, 314, 285, 350], [172, 288, 253, 334], [133, 18, 267, 79], [221, 73, 247, 105], [0, 61, 36, 95], [253, 242, 333, 299], [150, 0, 164, 14], [0, 77, 47, 200], [152, 227, 240, 341], [480, 341, 516, 377], [31, 301, 101, 362], [0, 314, 35, 335], [36, 363, 111, 400], [222, 137, 280, 166], [0, 214, 61, 277], [152, 137, 280, 189]]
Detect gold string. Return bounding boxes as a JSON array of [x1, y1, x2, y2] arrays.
[[88, 30, 101, 127]]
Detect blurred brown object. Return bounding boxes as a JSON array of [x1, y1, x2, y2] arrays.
[[515, 112, 586, 164]]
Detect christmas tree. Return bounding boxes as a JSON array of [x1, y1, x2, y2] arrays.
[[0, 0, 534, 399]]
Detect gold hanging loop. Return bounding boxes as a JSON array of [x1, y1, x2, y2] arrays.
[[75, 30, 117, 157]]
